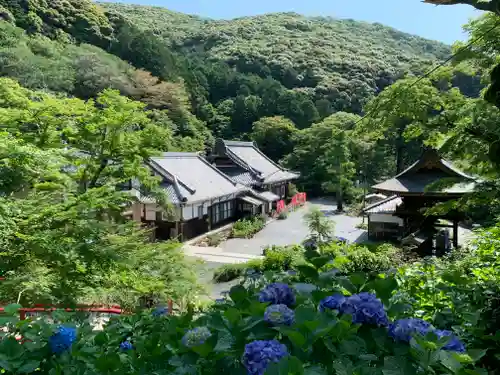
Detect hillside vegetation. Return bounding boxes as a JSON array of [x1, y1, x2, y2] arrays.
[[102, 3, 451, 115]]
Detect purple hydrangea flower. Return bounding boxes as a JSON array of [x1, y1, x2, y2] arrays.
[[243, 340, 289, 375], [264, 304, 295, 326], [49, 326, 77, 354], [340, 293, 389, 326], [388, 318, 433, 342], [319, 294, 346, 312], [259, 283, 296, 307], [435, 329, 466, 353], [119, 340, 133, 351], [152, 306, 169, 317], [181, 327, 212, 348]]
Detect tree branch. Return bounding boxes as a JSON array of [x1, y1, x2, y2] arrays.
[[423, 0, 500, 13]]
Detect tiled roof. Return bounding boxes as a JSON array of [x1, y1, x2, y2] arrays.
[[250, 190, 281, 202], [146, 153, 247, 205], [217, 166, 260, 186], [363, 195, 402, 214], [372, 149, 476, 195], [219, 139, 299, 185]]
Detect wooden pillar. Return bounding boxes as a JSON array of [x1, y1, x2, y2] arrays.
[[132, 202, 142, 223], [453, 220, 459, 249], [179, 222, 185, 242]]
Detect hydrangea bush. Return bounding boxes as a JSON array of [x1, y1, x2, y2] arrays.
[[0, 250, 490, 375]]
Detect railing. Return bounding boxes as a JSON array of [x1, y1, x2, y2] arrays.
[[275, 192, 307, 216]]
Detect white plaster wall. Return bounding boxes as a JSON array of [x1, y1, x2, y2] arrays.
[[370, 213, 404, 226], [181, 203, 208, 221], [145, 204, 157, 221]]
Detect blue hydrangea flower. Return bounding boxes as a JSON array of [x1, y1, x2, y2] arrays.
[[119, 340, 133, 351], [49, 326, 77, 354], [388, 318, 433, 342], [181, 327, 212, 348], [434, 329, 466, 353], [319, 294, 346, 312], [259, 283, 296, 307], [340, 293, 389, 326], [243, 340, 289, 375], [264, 304, 295, 326], [152, 306, 169, 317]]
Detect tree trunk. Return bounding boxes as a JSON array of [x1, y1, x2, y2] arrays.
[[337, 186, 344, 212]]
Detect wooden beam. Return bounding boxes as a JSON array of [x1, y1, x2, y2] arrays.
[[453, 220, 459, 249]]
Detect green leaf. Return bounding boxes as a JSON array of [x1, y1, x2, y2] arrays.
[[467, 349, 487, 362], [349, 272, 366, 287], [213, 333, 234, 353], [17, 359, 41, 374], [382, 356, 416, 375], [229, 285, 247, 304], [309, 255, 332, 270], [336, 277, 357, 294], [296, 265, 319, 281], [439, 351, 463, 373], [224, 308, 241, 326], [279, 328, 306, 348], [4, 304, 22, 315], [94, 331, 108, 346], [304, 366, 327, 375], [374, 276, 398, 302], [294, 305, 317, 324], [265, 356, 304, 375]]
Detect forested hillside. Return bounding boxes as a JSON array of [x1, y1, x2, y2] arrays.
[[101, 3, 453, 132]]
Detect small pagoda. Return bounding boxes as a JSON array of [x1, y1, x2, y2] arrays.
[[369, 148, 476, 251]]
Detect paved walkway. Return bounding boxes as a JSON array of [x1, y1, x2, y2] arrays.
[[184, 200, 365, 262]]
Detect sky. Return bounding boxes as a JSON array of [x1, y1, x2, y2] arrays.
[[100, 0, 483, 44]]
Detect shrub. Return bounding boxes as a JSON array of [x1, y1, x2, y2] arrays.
[[231, 216, 266, 238], [213, 259, 264, 282], [0, 254, 488, 375], [261, 245, 304, 271], [277, 210, 289, 220], [342, 247, 392, 273], [207, 233, 223, 247], [355, 222, 368, 230], [212, 263, 248, 283]]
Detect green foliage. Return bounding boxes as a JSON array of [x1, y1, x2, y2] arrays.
[[0, 245, 492, 374], [250, 116, 298, 162], [207, 233, 223, 247], [231, 216, 266, 238], [0, 0, 114, 47], [262, 245, 305, 271], [277, 210, 289, 220], [303, 207, 334, 242], [0, 79, 201, 307]]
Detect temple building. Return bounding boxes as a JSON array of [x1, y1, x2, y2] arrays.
[[363, 148, 476, 252], [208, 139, 300, 214]]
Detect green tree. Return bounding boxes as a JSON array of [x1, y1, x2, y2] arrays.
[[250, 116, 297, 162], [321, 128, 355, 212], [304, 207, 334, 242], [0, 81, 200, 307], [285, 112, 361, 194]]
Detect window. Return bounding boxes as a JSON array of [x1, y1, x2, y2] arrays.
[[211, 200, 235, 224], [198, 205, 203, 219]]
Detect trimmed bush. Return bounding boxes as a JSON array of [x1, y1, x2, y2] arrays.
[[231, 216, 266, 238], [277, 210, 289, 220]]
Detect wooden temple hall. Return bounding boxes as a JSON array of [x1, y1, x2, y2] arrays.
[[363, 148, 476, 253]]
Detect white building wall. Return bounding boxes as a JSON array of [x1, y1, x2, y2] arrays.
[[370, 213, 404, 226]]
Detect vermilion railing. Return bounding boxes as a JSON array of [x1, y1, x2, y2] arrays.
[[276, 193, 307, 215], [0, 301, 174, 320]]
